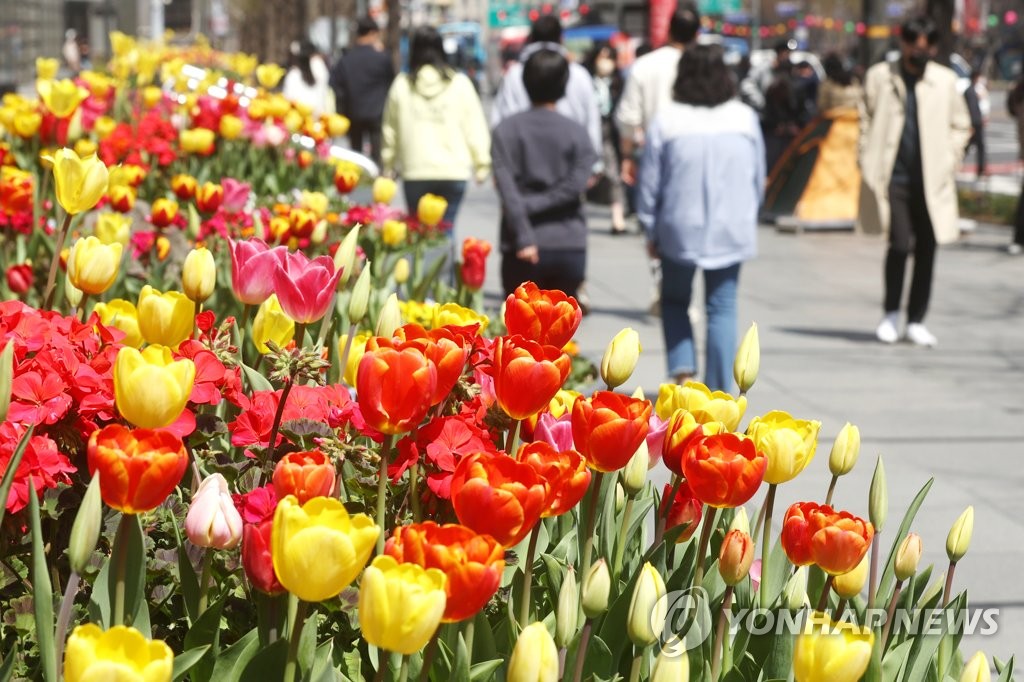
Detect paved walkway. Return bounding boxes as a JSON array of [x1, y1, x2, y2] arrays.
[[458, 182, 1024, 662]]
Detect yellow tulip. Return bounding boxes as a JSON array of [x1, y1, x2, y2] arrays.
[[283, 109, 304, 133], [398, 300, 438, 327], [48, 148, 109, 215], [219, 114, 244, 140], [894, 533, 923, 582], [232, 53, 258, 79], [733, 322, 759, 394], [832, 555, 869, 599], [107, 164, 146, 190], [64, 624, 173, 682], [793, 612, 874, 682], [358, 555, 447, 654], [265, 95, 292, 119], [109, 31, 137, 58], [95, 212, 132, 247], [960, 652, 991, 682], [417, 193, 448, 227], [600, 327, 641, 390], [582, 559, 611, 619], [68, 236, 122, 295], [179, 128, 215, 155], [507, 622, 559, 682], [372, 177, 397, 205], [13, 109, 43, 138], [37, 79, 89, 118], [256, 63, 286, 89], [946, 506, 974, 564], [300, 190, 329, 218], [326, 113, 350, 137], [253, 295, 296, 354], [182, 247, 216, 303], [338, 332, 371, 385], [94, 299, 144, 348], [432, 302, 488, 332], [271, 495, 379, 602], [36, 57, 59, 80], [651, 638, 690, 682], [392, 257, 410, 284], [375, 293, 403, 338], [93, 115, 117, 140], [136, 52, 161, 86], [745, 410, 821, 485], [381, 219, 407, 247], [80, 71, 114, 98], [627, 562, 666, 647], [73, 138, 97, 158], [142, 85, 163, 109], [137, 285, 196, 347], [114, 345, 196, 428], [828, 422, 860, 477], [654, 380, 747, 430]]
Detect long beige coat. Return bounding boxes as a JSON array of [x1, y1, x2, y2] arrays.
[[857, 60, 972, 244]]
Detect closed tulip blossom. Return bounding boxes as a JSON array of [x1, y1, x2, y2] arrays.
[[67, 236, 122, 295], [63, 624, 173, 682], [272, 249, 344, 324], [229, 239, 287, 306], [450, 451, 548, 547], [113, 345, 196, 429], [186, 474, 243, 549], [571, 391, 652, 472], [504, 282, 582, 348], [47, 148, 109, 215], [460, 237, 491, 291], [87, 424, 188, 514], [358, 555, 447, 655], [719, 529, 755, 586], [195, 181, 224, 213], [507, 622, 560, 682], [357, 346, 437, 435], [149, 198, 179, 228], [491, 335, 572, 421], [242, 520, 284, 595], [659, 481, 703, 542], [746, 410, 822, 485], [781, 502, 875, 576], [272, 450, 336, 504], [793, 611, 874, 682], [417, 193, 448, 227], [682, 431, 766, 508], [251, 294, 295, 354], [137, 285, 195, 348], [182, 247, 216, 303], [516, 441, 591, 517]]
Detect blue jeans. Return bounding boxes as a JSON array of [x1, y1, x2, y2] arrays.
[[660, 259, 741, 392]]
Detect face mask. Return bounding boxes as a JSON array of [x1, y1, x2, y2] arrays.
[[908, 49, 929, 70], [595, 58, 615, 77]]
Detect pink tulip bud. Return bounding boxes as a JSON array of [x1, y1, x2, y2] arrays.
[[272, 249, 344, 324], [229, 239, 287, 306], [185, 474, 243, 550]]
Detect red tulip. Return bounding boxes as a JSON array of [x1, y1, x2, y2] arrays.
[[369, 324, 468, 407], [229, 239, 287, 306], [661, 410, 708, 477], [272, 450, 336, 504], [682, 432, 766, 508], [517, 441, 591, 517], [449, 451, 547, 547], [660, 481, 703, 542], [87, 424, 188, 514], [781, 501, 874, 576], [491, 335, 571, 421], [242, 520, 285, 595], [195, 181, 224, 213], [460, 238, 491, 291], [571, 391, 652, 472], [504, 282, 582, 348], [272, 249, 343, 324], [6, 263, 33, 295], [357, 346, 437, 435]]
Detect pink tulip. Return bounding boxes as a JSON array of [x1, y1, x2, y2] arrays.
[[273, 250, 343, 324], [646, 414, 669, 469], [185, 474, 243, 550], [229, 239, 287, 305], [534, 412, 575, 452], [221, 178, 251, 212]]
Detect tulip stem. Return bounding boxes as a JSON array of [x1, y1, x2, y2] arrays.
[[571, 619, 593, 682], [758, 484, 778, 609], [867, 533, 880, 610], [693, 507, 719, 589], [418, 632, 440, 682], [654, 475, 683, 547], [54, 569, 81, 673], [505, 419, 520, 454], [235, 304, 251, 371], [881, 579, 903, 650], [397, 655, 410, 682], [580, 471, 606, 594], [462, 617, 476, 660], [376, 435, 394, 554], [824, 474, 839, 506], [628, 650, 643, 682], [711, 584, 734, 681], [816, 575, 834, 612], [43, 212, 73, 310], [112, 513, 131, 627], [613, 496, 635, 580], [198, 551, 213, 617], [943, 561, 956, 606], [283, 599, 308, 682], [75, 293, 89, 321], [264, 377, 295, 469], [518, 523, 542, 629], [409, 461, 421, 523], [835, 598, 847, 621], [337, 323, 357, 385]]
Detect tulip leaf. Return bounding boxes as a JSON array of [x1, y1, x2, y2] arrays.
[[0, 642, 16, 682], [995, 656, 1015, 682], [171, 518, 201, 625], [468, 660, 503, 681], [308, 641, 337, 682], [877, 478, 934, 605], [208, 628, 259, 682], [882, 640, 914, 681], [238, 638, 287, 681], [410, 253, 448, 303], [28, 483, 57, 682], [452, 634, 471, 682], [901, 592, 967, 682], [0, 424, 35, 530], [183, 595, 226, 682], [172, 645, 211, 680], [242, 363, 275, 392], [582, 634, 614, 680]]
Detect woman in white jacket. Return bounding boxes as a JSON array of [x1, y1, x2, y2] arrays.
[[282, 41, 333, 118]]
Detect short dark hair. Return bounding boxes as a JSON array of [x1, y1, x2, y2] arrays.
[[356, 17, 379, 37], [901, 16, 939, 45], [524, 49, 569, 104], [673, 44, 736, 107], [528, 15, 563, 44], [669, 3, 701, 45], [823, 52, 852, 87]]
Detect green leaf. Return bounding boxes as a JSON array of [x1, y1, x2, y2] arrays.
[[901, 592, 967, 682], [173, 646, 211, 680], [0, 424, 35, 529], [208, 629, 259, 682], [995, 656, 1015, 682], [171, 519, 201, 625], [242, 363, 275, 392], [183, 595, 226, 682], [309, 641, 339, 682], [452, 634, 471, 682], [583, 634, 614, 680], [29, 482, 57, 682], [469, 660, 504, 681], [104, 514, 147, 630], [883, 640, 914, 682], [0, 642, 16, 682], [238, 638, 288, 682]]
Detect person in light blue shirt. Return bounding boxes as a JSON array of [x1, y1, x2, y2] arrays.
[[637, 44, 765, 391]]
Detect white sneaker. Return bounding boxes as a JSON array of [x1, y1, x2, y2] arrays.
[[906, 323, 938, 347], [875, 314, 899, 344], [1008, 243, 1023, 255]]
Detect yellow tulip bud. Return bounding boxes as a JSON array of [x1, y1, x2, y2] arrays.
[[68, 236, 122, 295], [68, 473, 103, 574], [326, 113, 350, 137], [93, 299, 144, 348], [64, 272, 83, 308], [48, 148, 109, 215], [555, 566, 579, 648], [73, 138, 97, 158], [182, 247, 216, 303], [333, 226, 360, 287], [113, 345, 196, 428], [919, 572, 946, 607], [0, 342, 13, 423], [784, 566, 809, 610], [946, 506, 974, 564], [793, 612, 874, 682], [93, 115, 116, 140], [283, 109, 304, 133], [338, 332, 371, 386], [348, 264, 372, 324], [13, 108, 43, 138], [417, 193, 448, 227], [36, 57, 59, 80], [137, 285, 195, 347], [375, 293, 402, 338], [256, 63, 286, 89], [219, 113, 244, 140], [272, 495, 379, 602], [627, 562, 666, 647], [869, 456, 887, 532], [252, 294, 295, 354], [745, 410, 821, 485], [373, 177, 397, 205], [358, 555, 446, 655], [507, 622, 559, 682], [156, 236, 171, 261], [729, 507, 750, 535], [894, 533, 922, 582], [381, 219, 407, 247], [179, 128, 215, 155], [651, 639, 690, 682], [733, 322, 759, 393], [621, 442, 649, 496], [960, 651, 991, 682], [63, 624, 173, 682], [94, 212, 132, 247], [615, 482, 625, 512], [828, 422, 861, 477], [37, 78, 89, 118], [142, 85, 163, 109], [600, 327, 641, 390], [833, 555, 869, 599], [582, 559, 611, 619], [393, 257, 410, 284]]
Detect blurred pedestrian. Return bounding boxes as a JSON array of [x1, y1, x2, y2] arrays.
[[1006, 72, 1024, 254], [63, 30, 81, 74], [330, 17, 395, 167], [963, 71, 986, 179], [637, 45, 764, 390], [282, 41, 333, 117], [818, 53, 862, 113], [859, 16, 971, 346], [493, 50, 597, 299], [585, 43, 627, 234]]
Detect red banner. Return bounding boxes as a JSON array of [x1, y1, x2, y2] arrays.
[[650, 0, 677, 47]]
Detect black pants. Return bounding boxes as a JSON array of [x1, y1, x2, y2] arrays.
[[885, 182, 936, 323], [501, 249, 586, 300], [1013, 177, 1024, 247], [966, 130, 986, 177], [349, 119, 382, 168]]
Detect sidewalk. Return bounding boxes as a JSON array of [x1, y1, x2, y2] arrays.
[[460, 181, 1024, 662]]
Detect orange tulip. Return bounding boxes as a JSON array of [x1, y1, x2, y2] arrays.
[[356, 346, 437, 435], [781, 502, 874, 576], [385, 522, 505, 622], [682, 432, 766, 509], [661, 410, 711, 476], [368, 324, 468, 407], [272, 450, 336, 504], [659, 481, 703, 542], [719, 529, 755, 585], [516, 441, 591, 517], [504, 282, 582, 348], [571, 391, 652, 472], [449, 451, 547, 547], [87, 424, 188, 514], [491, 335, 572, 421]]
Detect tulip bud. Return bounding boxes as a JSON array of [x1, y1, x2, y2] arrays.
[[828, 423, 861, 476], [347, 264, 372, 324], [960, 651, 991, 682], [946, 506, 974, 564], [393, 258, 410, 284], [733, 322, 759, 393], [64, 272, 83, 307], [0, 342, 13, 422], [600, 327, 641, 390], [555, 567, 579, 648], [719, 530, 755, 586], [375, 293, 402, 338], [615, 482, 625, 513], [627, 562, 667, 648], [869, 456, 887, 533], [372, 177, 397, 205], [621, 442, 649, 496], [784, 566, 809, 610], [729, 507, 750, 535], [833, 555, 869, 599], [185, 474, 243, 550], [651, 639, 690, 682], [310, 219, 327, 245], [67, 473, 103, 574], [182, 247, 216, 303], [333, 226, 360, 287], [508, 622, 559, 682], [894, 532, 922, 582], [582, 559, 611, 618]]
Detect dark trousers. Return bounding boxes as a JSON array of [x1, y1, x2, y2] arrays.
[[403, 180, 467, 228], [501, 249, 586, 300], [966, 130, 986, 177], [1013, 178, 1024, 247], [885, 182, 937, 323], [349, 119, 382, 168]]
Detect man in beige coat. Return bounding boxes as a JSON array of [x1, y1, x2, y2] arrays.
[[858, 16, 971, 347]]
